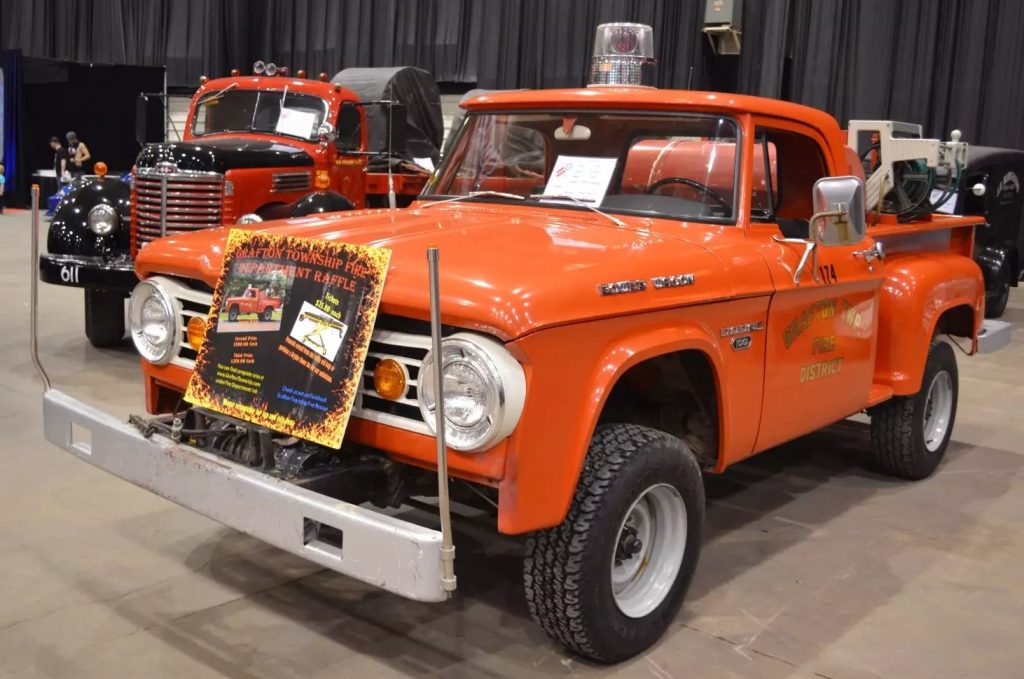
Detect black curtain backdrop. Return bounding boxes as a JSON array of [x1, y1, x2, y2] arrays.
[[0, 52, 164, 205], [4, 0, 1024, 147]]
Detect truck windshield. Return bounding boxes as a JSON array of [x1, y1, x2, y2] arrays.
[[192, 89, 329, 142], [424, 111, 740, 223]]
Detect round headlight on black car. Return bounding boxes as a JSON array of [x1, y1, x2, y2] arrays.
[[418, 333, 526, 452], [128, 278, 178, 365], [87, 203, 119, 235]]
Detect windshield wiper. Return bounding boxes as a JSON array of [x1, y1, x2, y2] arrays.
[[197, 82, 238, 106], [419, 191, 526, 208], [527, 194, 627, 227]]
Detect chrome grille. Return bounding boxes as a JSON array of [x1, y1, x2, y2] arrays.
[[133, 170, 224, 250], [168, 286, 430, 435], [272, 171, 312, 193]]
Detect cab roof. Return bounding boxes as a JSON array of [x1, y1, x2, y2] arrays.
[[462, 87, 841, 136]]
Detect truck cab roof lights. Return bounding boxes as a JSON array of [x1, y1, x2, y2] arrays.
[[589, 22, 656, 87]]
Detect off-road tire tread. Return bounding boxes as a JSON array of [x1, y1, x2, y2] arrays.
[[870, 340, 957, 480], [523, 424, 700, 663]]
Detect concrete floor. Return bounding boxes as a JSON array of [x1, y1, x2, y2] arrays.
[[2, 208, 1023, 678]]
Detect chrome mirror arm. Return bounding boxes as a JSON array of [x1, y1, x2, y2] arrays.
[[771, 205, 849, 286], [772, 234, 820, 286]]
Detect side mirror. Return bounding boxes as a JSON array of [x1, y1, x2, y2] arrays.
[[336, 102, 361, 152], [135, 94, 149, 146], [381, 101, 408, 156], [810, 176, 866, 245], [318, 122, 337, 145]]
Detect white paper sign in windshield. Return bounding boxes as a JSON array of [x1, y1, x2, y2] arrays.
[[276, 108, 317, 139], [543, 155, 618, 204]]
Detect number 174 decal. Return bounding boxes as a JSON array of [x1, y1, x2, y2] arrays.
[[818, 263, 838, 285]]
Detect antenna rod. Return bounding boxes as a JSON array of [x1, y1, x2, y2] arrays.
[[387, 101, 397, 209], [30, 184, 52, 391], [428, 246, 456, 594]]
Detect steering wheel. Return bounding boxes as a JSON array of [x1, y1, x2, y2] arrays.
[[646, 177, 731, 211]]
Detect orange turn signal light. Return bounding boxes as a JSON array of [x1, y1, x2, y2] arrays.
[[315, 170, 331, 189], [373, 358, 407, 401], [187, 316, 208, 351]]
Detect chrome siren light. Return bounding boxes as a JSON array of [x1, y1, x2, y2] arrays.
[[588, 23, 656, 87]]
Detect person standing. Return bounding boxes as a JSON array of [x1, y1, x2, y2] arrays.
[[51, 137, 70, 183], [66, 131, 91, 177]]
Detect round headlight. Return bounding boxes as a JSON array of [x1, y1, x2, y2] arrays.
[[87, 203, 119, 235], [418, 334, 526, 452], [237, 213, 263, 224], [128, 279, 178, 364]]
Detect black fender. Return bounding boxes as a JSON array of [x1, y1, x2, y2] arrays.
[[47, 177, 132, 257], [256, 191, 357, 221], [974, 245, 1010, 294]]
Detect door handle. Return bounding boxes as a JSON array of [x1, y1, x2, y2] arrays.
[[853, 241, 886, 271]]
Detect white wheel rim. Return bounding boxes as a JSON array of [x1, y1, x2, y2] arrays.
[[923, 370, 953, 452], [610, 483, 687, 619]]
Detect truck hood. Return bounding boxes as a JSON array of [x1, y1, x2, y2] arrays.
[[136, 203, 738, 340], [136, 138, 314, 174]]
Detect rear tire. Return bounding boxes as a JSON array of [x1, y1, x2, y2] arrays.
[[523, 424, 704, 663], [84, 289, 125, 347], [228, 305, 240, 322], [870, 340, 958, 480], [985, 262, 1011, 319]]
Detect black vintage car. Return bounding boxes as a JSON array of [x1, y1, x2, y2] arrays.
[[954, 146, 1024, 317]]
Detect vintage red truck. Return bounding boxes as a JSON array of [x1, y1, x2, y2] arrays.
[[38, 24, 1012, 663], [38, 64, 440, 347], [222, 286, 282, 322]]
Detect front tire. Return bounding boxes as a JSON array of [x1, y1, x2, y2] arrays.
[[84, 289, 125, 347], [985, 262, 1011, 319], [261, 307, 273, 321], [870, 340, 958, 480], [523, 424, 704, 663]]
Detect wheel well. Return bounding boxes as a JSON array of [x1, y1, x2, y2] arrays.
[[934, 304, 974, 338], [597, 350, 719, 468]]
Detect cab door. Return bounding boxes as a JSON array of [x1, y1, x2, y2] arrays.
[[749, 124, 885, 453]]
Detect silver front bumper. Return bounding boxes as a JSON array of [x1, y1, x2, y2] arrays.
[[42, 390, 448, 602]]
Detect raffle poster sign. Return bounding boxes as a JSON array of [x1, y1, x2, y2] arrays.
[[185, 229, 390, 448]]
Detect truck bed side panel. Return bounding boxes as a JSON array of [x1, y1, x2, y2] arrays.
[[873, 251, 983, 395]]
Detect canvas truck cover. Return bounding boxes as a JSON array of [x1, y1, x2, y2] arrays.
[[332, 67, 443, 167]]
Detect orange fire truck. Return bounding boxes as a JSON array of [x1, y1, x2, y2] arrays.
[[37, 23, 1011, 662]]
